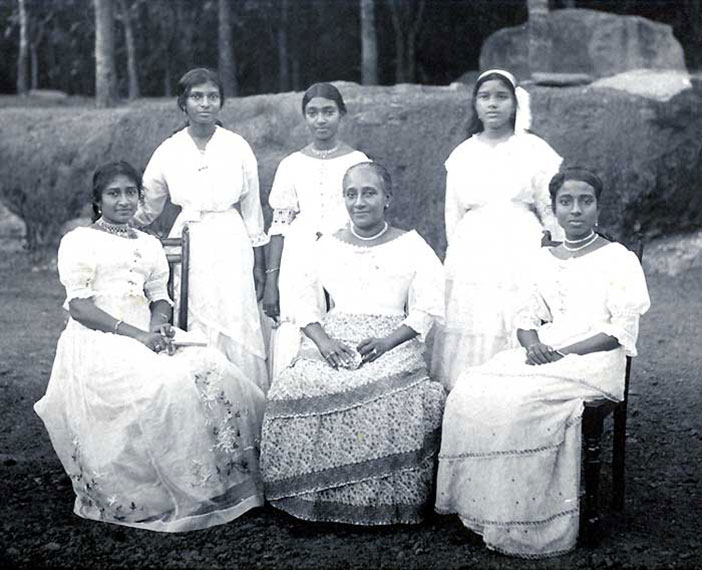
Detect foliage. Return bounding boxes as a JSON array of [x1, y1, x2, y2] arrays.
[[2, 0, 699, 100]]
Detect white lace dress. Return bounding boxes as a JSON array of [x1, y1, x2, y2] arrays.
[[432, 132, 563, 390], [435, 242, 650, 558], [134, 126, 269, 392], [261, 231, 446, 525], [267, 150, 369, 377], [34, 228, 266, 532]]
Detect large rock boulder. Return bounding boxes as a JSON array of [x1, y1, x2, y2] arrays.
[[481, 9, 686, 81], [1, 78, 702, 254]]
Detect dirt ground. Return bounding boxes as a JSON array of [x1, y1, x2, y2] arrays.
[[0, 250, 701, 570]]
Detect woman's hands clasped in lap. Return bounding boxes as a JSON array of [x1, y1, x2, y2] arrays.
[[141, 324, 176, 355], [525, 342, 564, 366], [357, 337, 392, 364], [317, 338, 357, 369]]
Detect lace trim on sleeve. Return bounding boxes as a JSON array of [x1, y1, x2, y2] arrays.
[[404, 234, 445, 342], [514, 287, 552, 331], [269, 208, 298, 237], [144, 237, 174, 306], [599, 314, 640, 357], [402, 311, 436, 342], [602, 247, 651, 357]]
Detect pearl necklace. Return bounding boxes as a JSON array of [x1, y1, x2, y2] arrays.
[[309, 143, 339, 159], [565, 230, 596, 245], [95, 217, 135, 239], [350, 221, 389, 241], [563, 231, 597, 252]]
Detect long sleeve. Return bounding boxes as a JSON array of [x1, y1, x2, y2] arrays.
[[268, 157, 300, 237], [514, 260, 553, 331], [444, 164, 463, 246], [293, 241, 325, 328], [600, 249, 650, 356], [143, 236, 174, 306], [239, 142, 269, 247], [57, 230, 97, 310], [402, 236, 445, 341], [530, 137, 564, 242], [133, 145, 170, 228]]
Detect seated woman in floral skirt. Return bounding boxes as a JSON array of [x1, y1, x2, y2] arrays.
[[34, 161, 266, 532], [435, 167, 650, 558], [261, 162, 446, 525]]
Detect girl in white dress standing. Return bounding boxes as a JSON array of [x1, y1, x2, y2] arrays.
[[435, 167, 650, 557], [132, 68, 269, 393], [262, 83, 369, 377], [432, 69, 564, 390]]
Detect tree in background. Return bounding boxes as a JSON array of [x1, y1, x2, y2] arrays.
[[94, 0, 116, 107], [218, 0, 237, 97], [527, 0, 551, 75], [385, 0, 425, 83], [117, 0, 139, 100], [2, 0, 701, 98], [277, 0, 290, 92], [360, 0, 378, 85], [15, 0, 28, 95]]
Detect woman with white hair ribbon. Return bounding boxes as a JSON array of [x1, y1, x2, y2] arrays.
[[432, 68, 564, 391]]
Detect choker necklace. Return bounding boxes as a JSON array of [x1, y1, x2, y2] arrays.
[[95, 217, 135, 239], [309, 143, 339, 159], [565, 230, 596, 245], [563, 231, 597, 252], [350, 221, 389, 241]]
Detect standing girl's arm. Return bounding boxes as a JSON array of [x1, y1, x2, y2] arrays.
[[133, 146, 169, 228], [238, 141, 269, 300]]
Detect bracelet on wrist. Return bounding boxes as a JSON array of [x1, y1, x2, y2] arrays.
[[555, 349, 566, 357], [266, 267, 280, 274], [114, 320, 124, 334]]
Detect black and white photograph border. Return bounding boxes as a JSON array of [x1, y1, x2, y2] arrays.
[[1, 0, 701, 568]]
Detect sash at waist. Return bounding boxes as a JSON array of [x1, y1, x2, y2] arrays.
[[179, 203, 240, 223]]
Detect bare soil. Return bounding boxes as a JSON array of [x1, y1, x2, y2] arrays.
[[1, 251, 701, 570]]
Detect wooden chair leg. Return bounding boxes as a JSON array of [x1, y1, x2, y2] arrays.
[[582, 408, 605, 546], [611, 401, 627, 511]]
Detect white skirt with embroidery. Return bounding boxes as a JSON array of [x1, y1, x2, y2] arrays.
[[436, 346, 626, 558], [35, 318, 266, 532], [169, 208, 269, 394]]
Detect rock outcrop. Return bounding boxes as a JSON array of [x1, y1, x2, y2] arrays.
[[480, 9, 687, 81], [2, 78, 702, 253]]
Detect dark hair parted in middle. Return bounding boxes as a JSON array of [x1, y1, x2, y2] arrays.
[[302, 83, 347, 116], [91, 161, 143, 221], [466, 72, 517, 137], [176, 68, 225, 113], [548, 167, 604, 206], [343, 162, 391, 196]]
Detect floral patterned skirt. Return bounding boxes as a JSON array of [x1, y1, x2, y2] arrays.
[[261, 312, 446, 525], [35, 320, 266, 532]]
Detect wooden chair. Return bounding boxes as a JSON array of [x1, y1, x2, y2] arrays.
[[160, 224, 191, 330], [580, 239, 644, 546]]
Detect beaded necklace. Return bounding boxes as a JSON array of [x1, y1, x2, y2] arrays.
[[95, 217, 137, 239]]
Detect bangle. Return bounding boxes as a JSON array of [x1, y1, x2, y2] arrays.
[[113, 320, 124, 334], [266, 267, 280, 274], [555, 349, 566, 357]]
